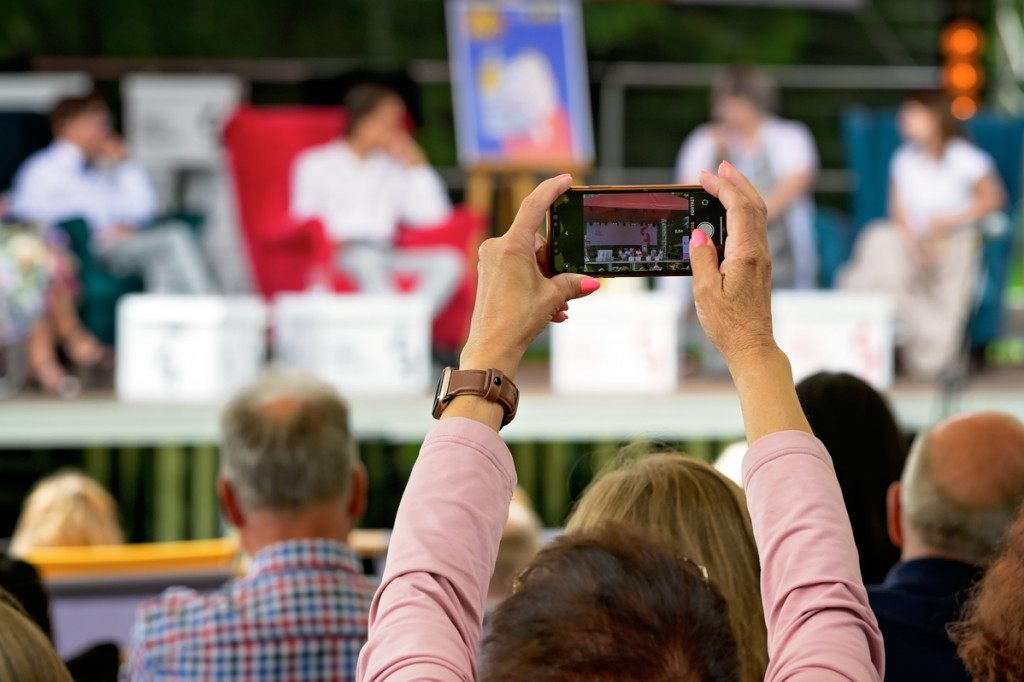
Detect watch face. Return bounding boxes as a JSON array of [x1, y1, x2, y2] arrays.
[[432, 367, 453, 417]]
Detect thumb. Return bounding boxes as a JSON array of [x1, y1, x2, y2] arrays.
[[551, 274, 602, 306], [689, 230, 722, 300]]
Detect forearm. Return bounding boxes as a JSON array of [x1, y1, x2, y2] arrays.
[[763, 171, 813, 222], [358, 418, 515, 681], [730, 346, 812, 442]]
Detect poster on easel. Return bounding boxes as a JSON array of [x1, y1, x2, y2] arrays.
[[446, 0, 594, 168]]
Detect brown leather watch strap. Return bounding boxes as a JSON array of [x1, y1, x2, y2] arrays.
[[439, 369, 519, 426]]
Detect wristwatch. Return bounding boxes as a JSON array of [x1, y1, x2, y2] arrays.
[[432, 367, 520, 427]]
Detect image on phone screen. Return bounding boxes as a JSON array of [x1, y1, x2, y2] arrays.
[[548, 186, 726, 276]]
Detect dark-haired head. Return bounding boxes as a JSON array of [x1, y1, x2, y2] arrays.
[[343, 82, 405, 142], [480, 523, 740, 682], [796, 372, 908, 584], [899, 90, 962, 152]]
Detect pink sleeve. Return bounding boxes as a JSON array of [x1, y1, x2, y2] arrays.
[[357, 418, 516, 682], [743, 431, 885, 682]]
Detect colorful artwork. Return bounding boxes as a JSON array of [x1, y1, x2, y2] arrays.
[[446, 0, 594, 166]]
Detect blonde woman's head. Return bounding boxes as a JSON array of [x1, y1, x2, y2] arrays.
[[9, 470, 124, 558], [0, 588, 71, 682], [566, 448, 768, 682]]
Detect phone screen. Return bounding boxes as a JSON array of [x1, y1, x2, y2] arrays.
[[548, 186, 726, 276]]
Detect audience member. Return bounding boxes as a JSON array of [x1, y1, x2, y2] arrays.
[[9, 470, 124, 558], [950, 508, 1024, 681], [487, 487, 542, 611], [357, 166, 883, 680], [9, 93, 213, 294], [796, 372, 909, 585], [675, 65, 819, 289], [482, 523, 740, 682], [868, 412, 1024, 682], [0, 586, 72, 682], [123, 370, 376, 681], [839, 91, 1006, 379], [565, 449, 767, 682], [290, 82, 462, 316]]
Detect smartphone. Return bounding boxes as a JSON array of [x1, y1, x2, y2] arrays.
[[547, 185, 727, 276]]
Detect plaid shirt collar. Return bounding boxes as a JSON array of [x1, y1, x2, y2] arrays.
[[247, 537, 363, 579]]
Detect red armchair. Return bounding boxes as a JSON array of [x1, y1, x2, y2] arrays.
[[222, 105, 487, 350]]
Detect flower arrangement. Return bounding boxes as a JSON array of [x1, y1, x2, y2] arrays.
[[0, 221, 56, 346]]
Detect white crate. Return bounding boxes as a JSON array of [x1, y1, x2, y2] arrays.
[[273, 293, 432, 396], [772, 291, 896, 390], [550, 291, 682, 395], [116, 295, 267, 403], [0, 72, 92, 112]]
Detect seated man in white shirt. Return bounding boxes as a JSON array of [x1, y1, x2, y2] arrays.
[[11, 93, 212, 294], [290, 83, 463, 316]]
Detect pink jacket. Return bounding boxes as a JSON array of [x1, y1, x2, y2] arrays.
[[358, 418, 884, 681]]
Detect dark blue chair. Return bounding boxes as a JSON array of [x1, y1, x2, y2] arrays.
[[823, 108, 1024, 349]]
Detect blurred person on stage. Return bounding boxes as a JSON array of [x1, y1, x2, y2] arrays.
[[839, 91, 1006, 379], [565, 449, 769, 682], [123, 369, 376, 681], [9, 470, 124, 558], [290, 82, 463, 317], [797, 372, 909, 585], [9, 93, 213, 296], [675, 65, 819, 289], [868, 412, 1024, 682]]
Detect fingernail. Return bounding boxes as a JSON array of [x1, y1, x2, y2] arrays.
[[555, 173, 572, 180], [720, 160, 735, 171], [580, 277, 601, 294], [691, 229, 709, 248], [700, 170, 714, 177], [561, 303, 569, 312]]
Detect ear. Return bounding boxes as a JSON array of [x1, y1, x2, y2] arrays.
[[886, 481, 904, 548], [217, 477, 246, 530], [347, 464, 368, 523]]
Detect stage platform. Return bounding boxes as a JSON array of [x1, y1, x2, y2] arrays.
[[4, 364, 1024, 448]]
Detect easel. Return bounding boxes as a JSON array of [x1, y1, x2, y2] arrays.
[[466, 162, 592, 235]]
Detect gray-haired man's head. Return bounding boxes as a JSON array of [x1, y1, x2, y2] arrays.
[[219, 370, 359, 512], [898, 412, 1024, 565]]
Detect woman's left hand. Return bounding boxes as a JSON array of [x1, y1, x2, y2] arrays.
[[460, 174, 600, 379]]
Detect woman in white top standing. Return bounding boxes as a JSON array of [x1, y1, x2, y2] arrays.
[[675, 66, 819, 289], [839, 91, 1006, 379]]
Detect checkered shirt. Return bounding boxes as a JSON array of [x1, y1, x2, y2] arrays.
[[122, 538, 377, 682]]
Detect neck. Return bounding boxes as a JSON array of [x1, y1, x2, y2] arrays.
[[923, 138, 945, 159], [346, 135, 373, 158], [57, 135, 87, 155], [237, 497, 354, 557], [899, 530, 973, 565]]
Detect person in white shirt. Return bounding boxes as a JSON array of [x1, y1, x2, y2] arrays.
[[10, 93, 212, 294], [290, 83, 462, 316], [675, 66, 819, 289], [839, 91, 1006, 379]]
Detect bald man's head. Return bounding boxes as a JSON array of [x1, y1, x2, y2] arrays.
[[902, 412, 1024, 564]]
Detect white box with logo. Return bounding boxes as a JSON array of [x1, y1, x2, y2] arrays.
[[273, 293, 432, 396], [772, 291, 896, 390], [116, 295, 267, 403], [550, 291, 682, 395]]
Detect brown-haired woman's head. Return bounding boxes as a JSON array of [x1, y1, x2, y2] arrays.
[[565, 449, 767, 682], [0, 587, 72, 682], [950, 509, 1024, 681], [899, 90, 962, 151], [480, 523, 739, 682], [9, 470, 124, 558]]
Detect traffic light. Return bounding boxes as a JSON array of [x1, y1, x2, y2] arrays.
[[940, 17, 985, 120]]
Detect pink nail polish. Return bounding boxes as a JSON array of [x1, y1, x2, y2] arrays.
[[555, 173, 572, 180], [690, 229, 709, 249], [720, 160, 735, 171], [580, 278, 601, 294]]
